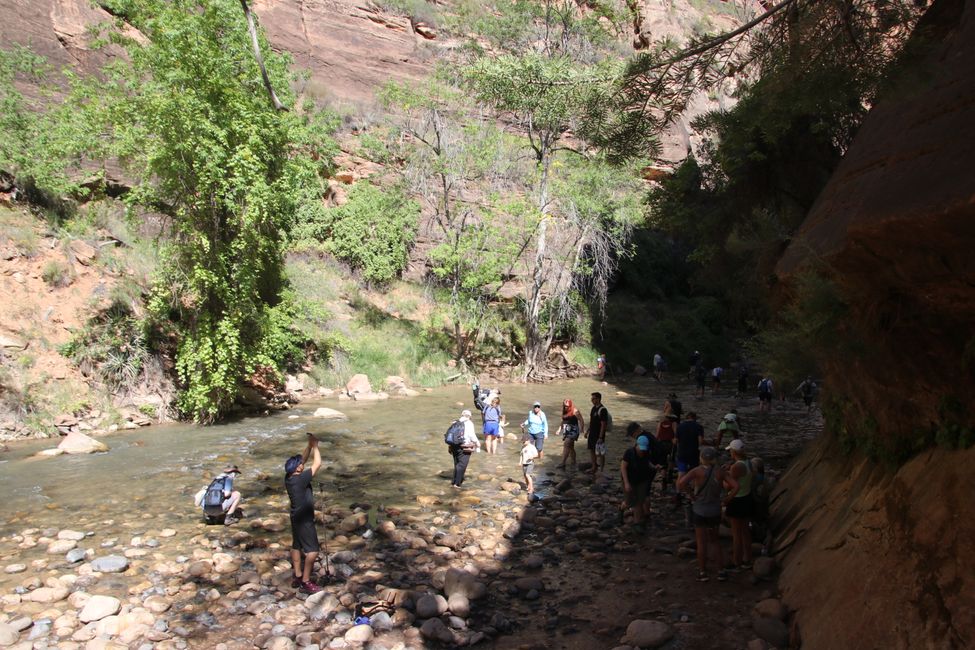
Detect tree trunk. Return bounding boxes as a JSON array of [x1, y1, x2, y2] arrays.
[[239, 0, 288, 111]]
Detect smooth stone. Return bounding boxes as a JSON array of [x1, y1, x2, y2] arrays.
[[4, 564, 27, 574], [753, 557, 777, 579], [620, 619, 674, 648], [79, 595, 122, 623], [415, 595, 440, 619], [753, 598, 788, 621], [344, 624, 373, 643], [0, 623, 18, 645], [369, 611, 392, 631], [419, 617, 454, 644], [753, 616, 790, 648], [66, 548, 87, 563], [312, 407, 348, 421], [90, 556, 129, 573], [447, 593, 470, 618], [58, 530, 86, 541], [47, 540, 77, 554]]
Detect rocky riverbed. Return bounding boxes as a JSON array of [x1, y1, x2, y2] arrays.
[[0, 377, 821, 649]]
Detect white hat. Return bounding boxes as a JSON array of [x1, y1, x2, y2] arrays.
[[723, 413, 737, 422], [726, 439, 745, 452], [460, 409, 472, 419]]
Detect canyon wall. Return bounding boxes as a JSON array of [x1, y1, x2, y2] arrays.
[[773, 0, 975, 647]]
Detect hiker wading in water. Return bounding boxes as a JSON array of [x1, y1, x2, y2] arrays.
[[285, 434, 323, 594], [678, 447, 738, 582], [557, 398, 584, 470], [450, 410, 480, 488]]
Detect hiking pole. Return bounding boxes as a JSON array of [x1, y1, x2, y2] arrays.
[[317, 482, 332, 585]]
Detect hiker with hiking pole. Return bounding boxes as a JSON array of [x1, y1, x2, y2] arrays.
[[285, 432, 323, 594]]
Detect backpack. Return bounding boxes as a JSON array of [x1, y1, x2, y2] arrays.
[[202, 477, 228, 515], [600, 406, 613, 432], [444, 420, 465, 445], [759, 379, 770, 393]]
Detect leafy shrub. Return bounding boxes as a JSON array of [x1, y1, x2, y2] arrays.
[[61, 298, 151, 392], [41, 260, 72, 288], [293, 183, 419, 285]]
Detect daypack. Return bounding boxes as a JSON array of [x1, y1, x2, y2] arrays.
[[758, 378, 771, 393], [444, 420, 465, 445], [202, 477, 228, 515], [600, 406, 613, 432]]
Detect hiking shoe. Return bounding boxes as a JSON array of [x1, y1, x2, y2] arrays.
[[696, 571, 709, 582], [299, 581, 322, 594], [291, 576, 302, 588]]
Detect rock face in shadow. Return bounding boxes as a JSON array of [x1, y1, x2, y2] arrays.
[[773, 0, 975, 648]]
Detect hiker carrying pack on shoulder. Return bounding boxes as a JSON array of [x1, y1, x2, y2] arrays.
[[193, 464, 242, 525]]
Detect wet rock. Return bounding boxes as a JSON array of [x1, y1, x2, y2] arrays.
[[620, 619, 674, 648], [47, 539, 77, 554], [415, 594, 441, 619], [345, 624, 373, 643], [444, 568, 486, 600], [312, 407, 348, 421], [753, 598, 788, 621], [514, 577, 544, 593], [144, 595, 172, 613], [4, 563, 26, 574], [523, 554, 544, 569], [747, 639, 770, 650], [346, 374, 372, 395], [65, 548, 87, 563], [25, 585, 68, 603], [753, 616, 790, 648], [0, 623, 17, 645], [90, 554, 129, 573], [370, 610, 393, 631], [57, 431, 109, 454], [79, 594, 121, 622], [265, 637, 296, 650], [58, 529, 86, 541], [274, 605, 307, 625]]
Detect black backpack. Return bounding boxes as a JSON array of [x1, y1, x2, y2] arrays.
[[202, 477, 228, 516], [444, 420, 465, 445]]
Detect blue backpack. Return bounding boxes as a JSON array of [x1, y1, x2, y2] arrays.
[[444, 420, 465, 445], [202, 476, 228, 516]]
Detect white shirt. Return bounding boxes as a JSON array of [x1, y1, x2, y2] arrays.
[[520, 443, 539, 465], [460, 418, 480, 449]]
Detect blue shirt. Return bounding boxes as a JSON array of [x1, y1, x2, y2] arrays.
[[524, 409, 548, 437]]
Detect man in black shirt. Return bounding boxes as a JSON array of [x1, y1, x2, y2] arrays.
[[620, 435, 655, 531], [586, 392, 609, 477], [285, 433, 323, 594]]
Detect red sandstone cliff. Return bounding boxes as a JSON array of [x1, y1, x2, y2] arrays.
[[773, 0, 975, 647]]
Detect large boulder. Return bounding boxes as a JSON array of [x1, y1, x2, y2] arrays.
[[57, 431, 109, 455], [311, 407, 347, 420], [345, 374, 372, 395], [620, 619, 674, 648]]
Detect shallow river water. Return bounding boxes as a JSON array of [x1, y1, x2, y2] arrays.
[[0, 375, 822, 648]]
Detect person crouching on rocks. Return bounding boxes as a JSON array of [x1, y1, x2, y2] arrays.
[[520, 435, 539, 501], [620, 435, 655, 532], [678, 447, 738, 582], [451, 410, 481, 489], [285, 433, 323, 595]]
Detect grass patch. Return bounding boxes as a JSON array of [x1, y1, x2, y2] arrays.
[[41, 259, 73, 287]]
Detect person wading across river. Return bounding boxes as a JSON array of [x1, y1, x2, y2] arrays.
[[482, 396, 503, 455], [450, 410, 480, 489], [521, 401, 549, 460], [285, 433, 323, 594], [557, 398, 584, 470], [586, 392, 609, 477]]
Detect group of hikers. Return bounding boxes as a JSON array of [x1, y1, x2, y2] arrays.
[[446, 384, 775, 582]]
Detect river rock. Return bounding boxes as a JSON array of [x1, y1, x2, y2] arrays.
[[420, 617, 455, 644], [79, 595, 121, 622], [753, 557, 777, 579], [354, 391, 389, 401], [66, 548, 87, 563], [346, 374, 372, 395], [26, 585, 69, 603], [415, 594, 441, 619], [514, 577, 544, 593], [753, 615, 790, 648], [265, 637, 295, 650], [57, 431, 109, 454], [444, 568, 486, 600], [274, 605, 307, 625], [4, 564, 26, 573], [47, 539, 77, 554], [754, 598, 788, 621], [58, 529, 86, 541], [620, 619, 674, 648], [0, 623, 18, 646], [447, 592, 470, 617], [345, 624, 373, 643], [312, 407, 348, 421], [144, 595, 172, 613], [91, 555, 129, 573], [370, 610, 393, 631]]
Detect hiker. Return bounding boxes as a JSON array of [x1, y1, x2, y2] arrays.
[[450, 410, 480, 488], [694, 362, 708, 398], [557, 398, 584, 470], [620, 435, 656, 532], [585, 392, 609, 477], [723, 439, 755, 571], [749, 457, 774, 556], [521, 401, 549, 459], [714, 410, 741, 449], [664, 393, 683, 422], [520, 436, 539, 500], [758, 376, 774, 413], [795, 376, 818, 411], [482, 395, 504, 454], [285, 433, 323, 594], [687, 350, 701, 378], [193, 464, 242, 525], [711, 365, 723, 394], [675, 411, 705, 481], [678, 447, 738, 582], [596, 352, 607, 380], [655, 414, 677, 493], [652, 353, 665, 382]]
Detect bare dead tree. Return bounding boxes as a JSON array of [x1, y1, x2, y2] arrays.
[[239, 0, 287, 111]]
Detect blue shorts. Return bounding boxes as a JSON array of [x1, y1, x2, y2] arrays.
[[530, 434, 544, 452], [676, 459, 698, 474], [483, 421, 500, 437]]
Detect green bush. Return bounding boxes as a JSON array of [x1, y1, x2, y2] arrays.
[[61, 298, 151, 392], [41, 260, 73, 288], [293, 182, 419, 285]]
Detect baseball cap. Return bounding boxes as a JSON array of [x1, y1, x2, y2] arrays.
[[532, 401, 541, 407], [636, 435, 650, 451], [726, 439, 745, 452], [460, 409, 472, 418], [284, 454, 303, 475], [723, 413, 737, 422], [700, 447, 717, 461]]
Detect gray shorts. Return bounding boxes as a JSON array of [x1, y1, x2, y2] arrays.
[[522, 462, 534, 479]]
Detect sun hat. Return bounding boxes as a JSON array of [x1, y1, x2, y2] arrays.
[[532, 401, 541, 407], [284, 454, 303, 475], [726, 439, 745, 452], [700, 447, 718, 461], [460, 409, 472, 419], [723, 413, 737, 422], [223, 464, 241, 474], [637, 435, 650, 451]]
